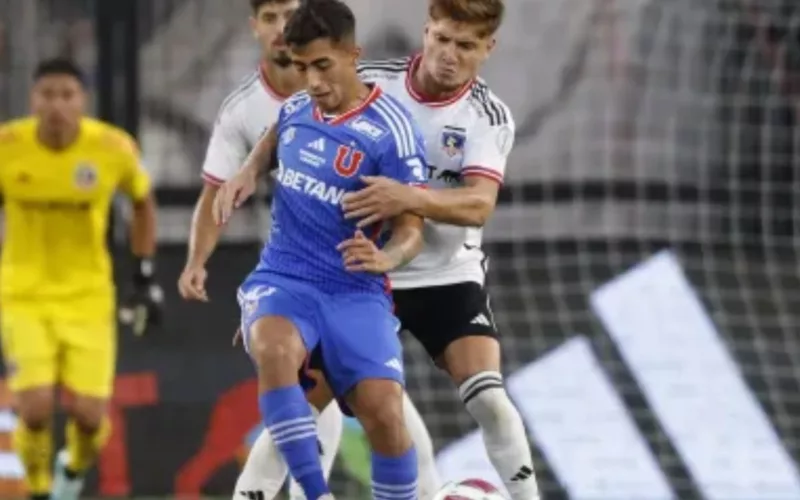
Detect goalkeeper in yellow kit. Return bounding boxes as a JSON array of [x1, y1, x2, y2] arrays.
[[0, 58, 162, 500]]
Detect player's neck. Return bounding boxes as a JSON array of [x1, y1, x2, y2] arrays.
[[36, 123, 80, 151], [411, 59, 471, 103], [330, 80, 372, 116], [260, 59, 301, 99]]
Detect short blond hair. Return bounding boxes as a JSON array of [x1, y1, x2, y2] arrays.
[[428, 0, 505, 38]]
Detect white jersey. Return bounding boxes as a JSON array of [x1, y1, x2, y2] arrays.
[[358, 56, 515, 289], [201, 65, 287, 185]]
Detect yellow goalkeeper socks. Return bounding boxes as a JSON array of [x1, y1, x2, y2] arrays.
[[13, 422, 53, 496], [65, 417, 111, 475]]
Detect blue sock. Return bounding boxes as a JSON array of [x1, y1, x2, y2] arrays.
[[259, 385, 329, 499], [372, 447, 418, 500]]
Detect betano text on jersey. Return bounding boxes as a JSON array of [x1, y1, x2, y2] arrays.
[[254, 86, 427, 295]]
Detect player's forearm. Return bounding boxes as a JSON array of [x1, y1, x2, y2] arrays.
[[413, 186, 495, 227], [187, 184, 223, 268], [242, 125, 278, 177], [383, 219, 424, 271], [130, 194, 157, 257]]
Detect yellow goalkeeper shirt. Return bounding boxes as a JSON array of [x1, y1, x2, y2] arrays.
[[0, 117, 151, 305]]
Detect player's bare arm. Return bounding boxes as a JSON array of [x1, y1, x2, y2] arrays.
[[382, 212, 425, 269], [409, 175, 499, 226], [212, 125, 278, 225], [179, 183, 222, 301], [245, 123, 280, 176], [342, 175, 498, 228], [121, 189, 164, 337], [130, 193, 158, 257], [337, 212, 424, 273]]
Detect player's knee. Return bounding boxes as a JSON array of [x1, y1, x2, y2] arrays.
[[69, 396, 107, 432], [361, 403, 407, 452], [458, 371, 515, 430], [351, 382, 406, 442], [365, 397, 405, 431], [249, 317, 306, 370], [15, 388, 55, 430], [440, 336, 501, 384]]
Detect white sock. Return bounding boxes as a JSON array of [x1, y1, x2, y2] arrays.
[[232, 426, 288, 500], [288, 403, 344, 500], [403, 392, 441, 499], [459, 371, 541, 500]]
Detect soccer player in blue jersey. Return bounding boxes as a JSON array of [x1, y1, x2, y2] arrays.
[[213, 1, 427, 499]]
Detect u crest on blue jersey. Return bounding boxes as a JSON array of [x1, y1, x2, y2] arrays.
[[441, 126, 466, 157], [333, 145, 364, 178]]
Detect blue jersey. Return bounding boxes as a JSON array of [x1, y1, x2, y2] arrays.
[[256, 86, 428, 295]]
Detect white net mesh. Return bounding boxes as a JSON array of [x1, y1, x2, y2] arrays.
[[1, 0, 800, 498]]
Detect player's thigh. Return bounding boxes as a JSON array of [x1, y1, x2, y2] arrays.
[[395, 283, 501, 383], [237, 276, 322, 363], [59, 312, 117, 400], [319, 294, 404, 399], [0, 303, 59, 394]]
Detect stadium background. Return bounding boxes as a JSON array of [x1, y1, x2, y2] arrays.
[[0, 0, 799, 498]]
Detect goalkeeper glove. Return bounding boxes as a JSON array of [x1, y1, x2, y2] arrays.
[[119, 257, 164, 336]]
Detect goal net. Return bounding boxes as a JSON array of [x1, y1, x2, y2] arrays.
[[0, 0, 799, 498], [422, 1, 800, 499]]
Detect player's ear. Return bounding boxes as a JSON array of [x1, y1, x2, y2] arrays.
[[352, 46, 362, 65], [249, 16, 259, 39], [486, 36, 497, 55]]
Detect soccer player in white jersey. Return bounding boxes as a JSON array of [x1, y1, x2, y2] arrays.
[[177, 1, 440, 499], [234, 0, 541, 499]]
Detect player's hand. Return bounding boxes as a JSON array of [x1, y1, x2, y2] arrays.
[[342, 176, 419, 228], [337, 230, 396, 273], [213, 168, 257, 225], [178, 265, 209, 302], [120, 258, 165, 337], [232, 328, 242, 346]]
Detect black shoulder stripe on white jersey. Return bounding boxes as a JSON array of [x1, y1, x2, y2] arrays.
[[470, 82, 507, 127], [470, 81, 509, 127], [218, 71, 260, 115], [357, 57, 410, 74]]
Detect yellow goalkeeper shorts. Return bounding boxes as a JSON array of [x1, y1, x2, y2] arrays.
[[1, 301, 117, 398]]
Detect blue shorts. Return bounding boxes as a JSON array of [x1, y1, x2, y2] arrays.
[[237, 271, 404, 403]]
